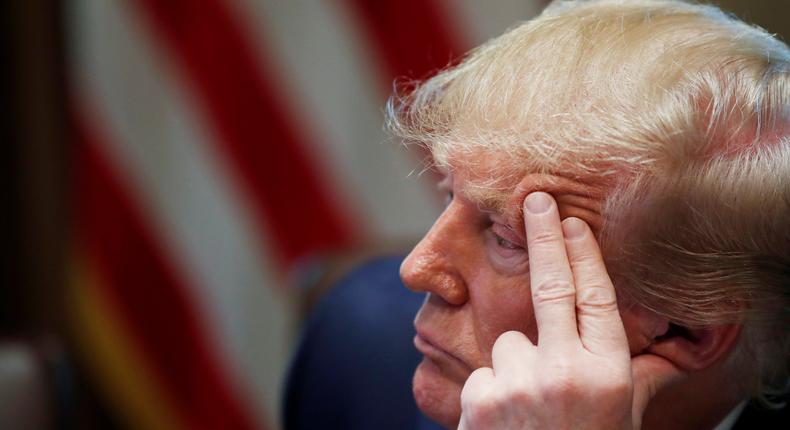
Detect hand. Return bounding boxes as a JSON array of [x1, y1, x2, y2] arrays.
[[457, 192, 683, 430]]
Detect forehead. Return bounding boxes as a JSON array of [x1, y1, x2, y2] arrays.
[[437, 159, 517, 214], [437, 152, 608, 230]]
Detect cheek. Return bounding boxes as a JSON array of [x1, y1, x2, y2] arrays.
[[468, 273, 538, 363]]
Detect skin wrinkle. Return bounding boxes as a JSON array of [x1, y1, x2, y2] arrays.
[[457, 171, 607, 238], [507, 179, 605, 237]]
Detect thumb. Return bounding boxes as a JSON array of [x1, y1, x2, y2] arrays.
[[630, 354, 686, 429]]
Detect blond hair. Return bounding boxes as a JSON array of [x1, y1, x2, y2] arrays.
[[388, 0, 790, 401]]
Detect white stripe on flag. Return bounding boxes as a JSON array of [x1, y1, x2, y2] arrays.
[[70, 1, 293, 427], [228, 0, 444, 242]]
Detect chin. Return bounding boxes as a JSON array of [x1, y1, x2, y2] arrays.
[[413, 358, 463, 429]]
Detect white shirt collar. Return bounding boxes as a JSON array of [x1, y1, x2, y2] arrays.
[[713, 401, 747, 430]]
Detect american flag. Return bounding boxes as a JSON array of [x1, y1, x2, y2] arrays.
[[67, 1, 544, 428]]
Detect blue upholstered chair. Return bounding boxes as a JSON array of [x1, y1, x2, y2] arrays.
[[283, 256, 442, 430]]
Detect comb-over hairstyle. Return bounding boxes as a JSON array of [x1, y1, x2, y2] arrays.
[[388, 0, 790, 402]]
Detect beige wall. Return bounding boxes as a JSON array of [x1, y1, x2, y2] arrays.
[[714, 0, 790, 40]]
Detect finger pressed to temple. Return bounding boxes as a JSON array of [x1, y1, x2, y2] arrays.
[[562, 217, 629, 357], [523, 192, 580, 351]]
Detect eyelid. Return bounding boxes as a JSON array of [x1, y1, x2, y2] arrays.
[[490, 222, 525, 248]]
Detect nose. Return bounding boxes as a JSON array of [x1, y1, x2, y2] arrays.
[[400, 207, 469, 306]]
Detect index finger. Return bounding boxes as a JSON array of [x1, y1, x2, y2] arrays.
[[523, 192, 580, 350]]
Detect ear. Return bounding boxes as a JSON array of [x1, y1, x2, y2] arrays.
[[645, 323, 741, 371]]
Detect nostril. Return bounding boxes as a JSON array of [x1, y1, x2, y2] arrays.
[[403, 263, 467, 306], [400, 253, 467, 304], [437, 274, 468, 306]]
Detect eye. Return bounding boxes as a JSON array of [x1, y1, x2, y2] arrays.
[[485, 226, 528, 274], [494, 233, 520, 250], [437, 174, 454, 208], [485, 220, 528, 274], [444, 190, 454, 206], [488, 222, 526, 253]]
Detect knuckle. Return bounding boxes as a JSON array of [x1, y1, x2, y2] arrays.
[[577, 285, 617, 309], [463, 396, 497, 425], [462, 388, 500, 422], [464, 368, 493, 390], [511, 390, 532, 408], [495, 330, 528, 349], [502, 382, 533, 405], [532, 279, 575, 304], [568, 248, 599, 265], [462, 368, 494, 396], [537, 376, 578, 403], [534, 359, 579, 399], [529, 230, 562, 247], [464, 384, 532, 425]]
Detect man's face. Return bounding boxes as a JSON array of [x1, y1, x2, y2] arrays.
[[400, 166, 649, 428]]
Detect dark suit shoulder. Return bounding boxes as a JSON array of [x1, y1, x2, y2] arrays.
[[733, 400, 789, 429]]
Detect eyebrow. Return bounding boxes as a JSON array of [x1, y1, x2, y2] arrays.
[[436, 170, 522, 223], [459, 183, 512, 217]]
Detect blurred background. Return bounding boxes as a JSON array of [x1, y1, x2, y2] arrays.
[[1, 0, 787, 429]]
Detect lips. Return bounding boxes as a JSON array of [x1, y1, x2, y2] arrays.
[[413, 327, 473, 380], [414, 332, 449, 359]]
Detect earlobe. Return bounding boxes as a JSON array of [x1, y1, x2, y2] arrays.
[[645, 323, 741, 371]]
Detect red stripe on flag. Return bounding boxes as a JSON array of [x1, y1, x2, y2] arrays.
[[342, 0, 467, 85], [73, 107, 260, 430], [130, 0, 358, 267]]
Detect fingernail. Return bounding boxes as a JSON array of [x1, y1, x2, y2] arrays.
[[524, 192, 552, 214], [562, 217, 586, 239]]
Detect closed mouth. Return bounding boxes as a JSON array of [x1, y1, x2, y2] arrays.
[[413, 328, 472, 379]]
